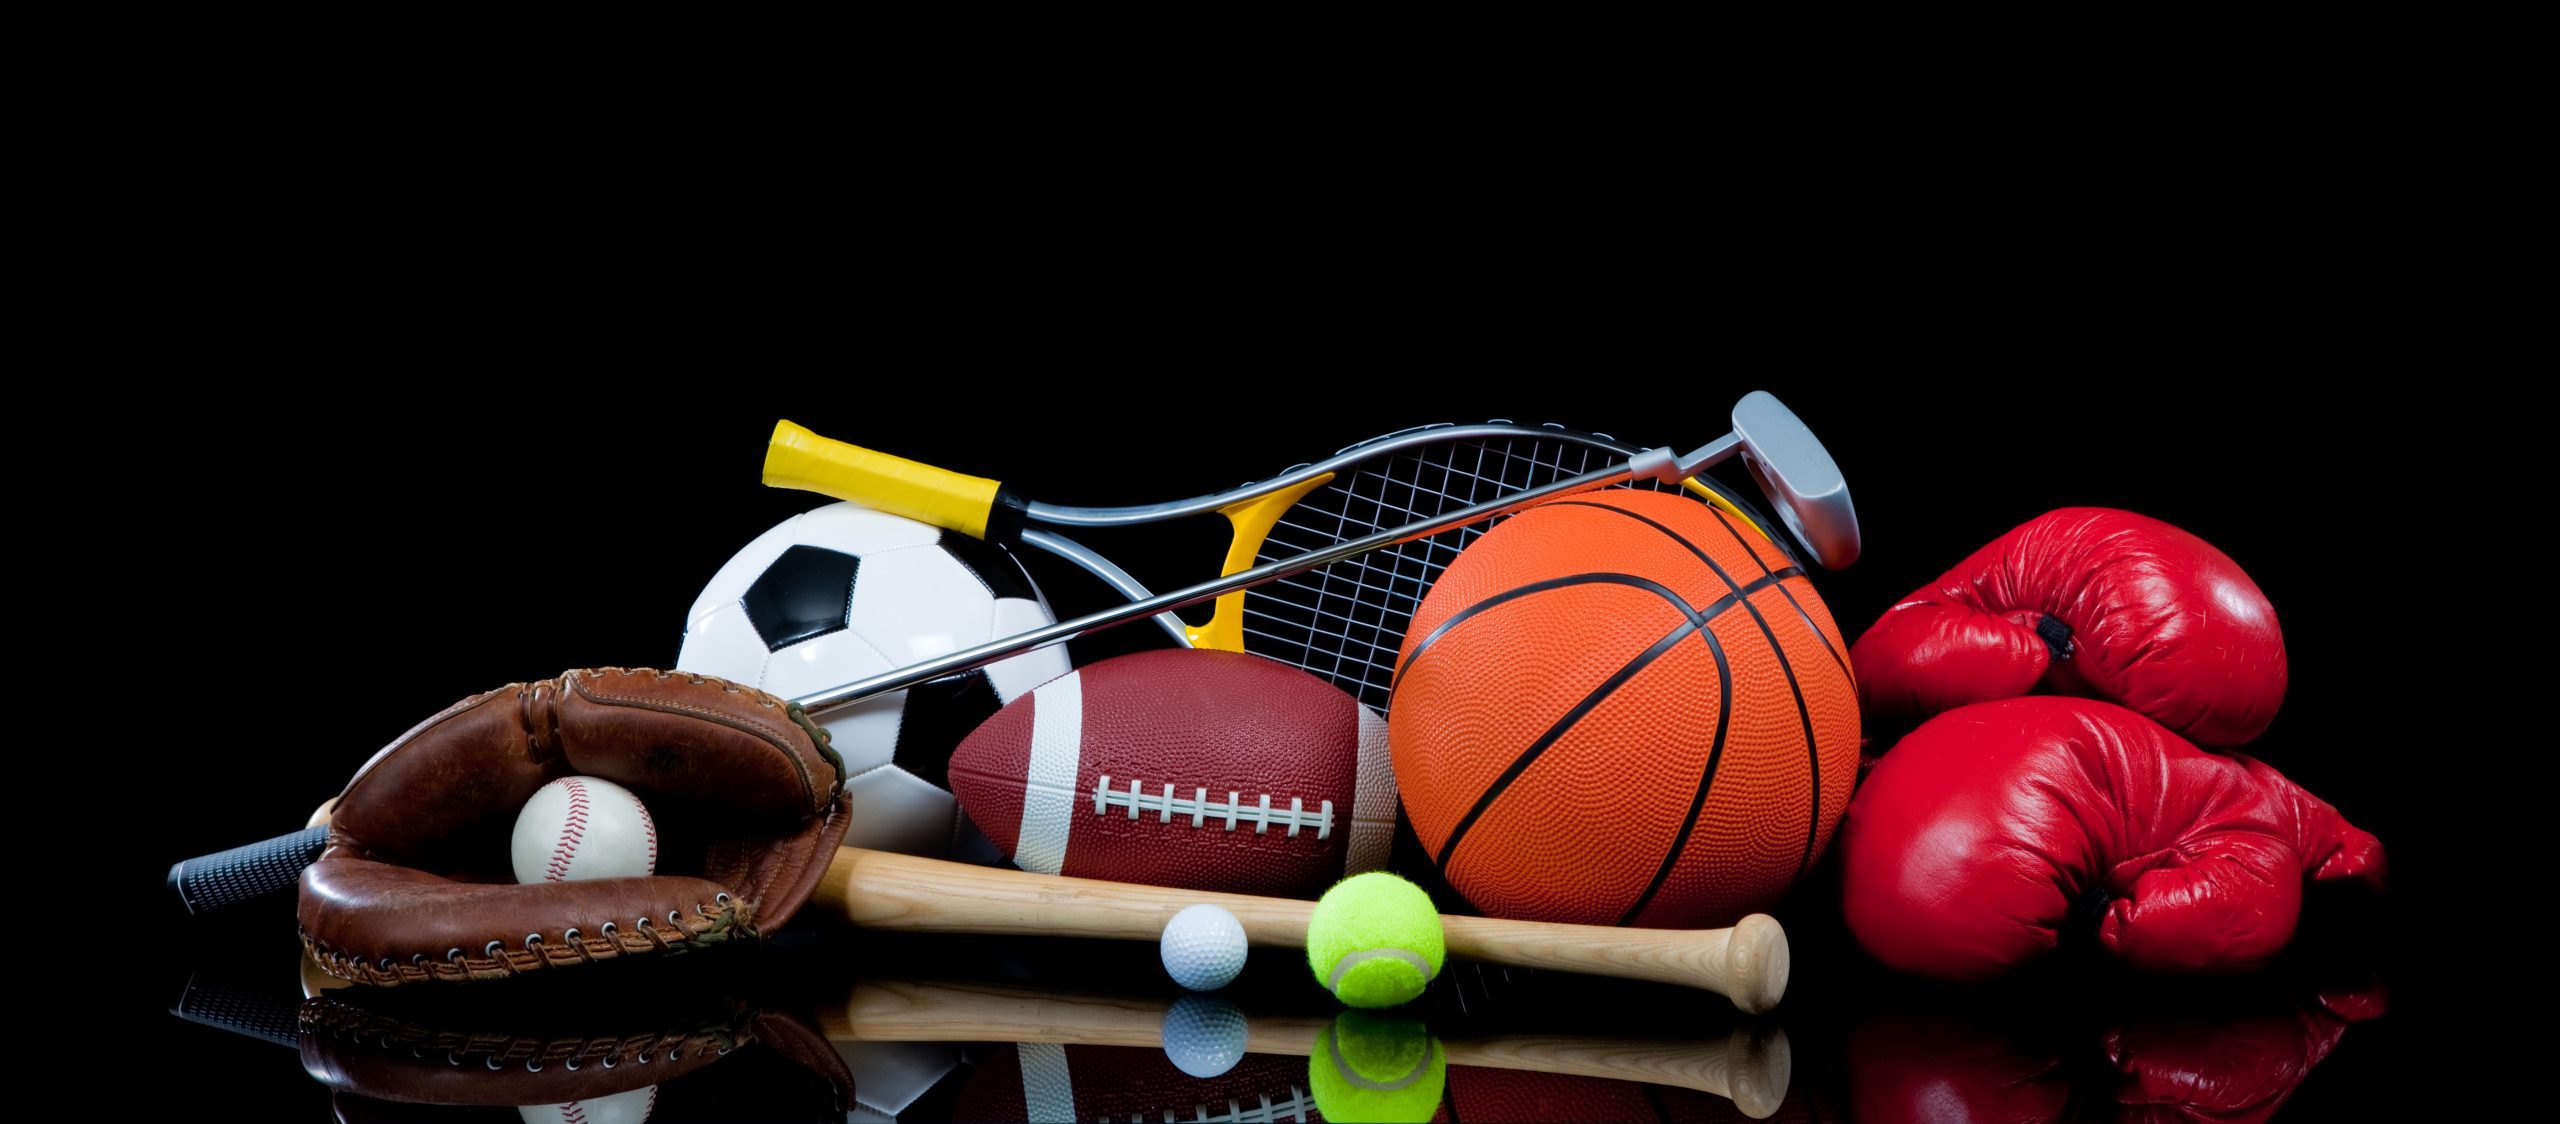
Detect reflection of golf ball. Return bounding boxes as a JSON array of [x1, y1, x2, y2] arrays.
[[1161, 904, 1248, 991], [1161, 994, 1249, 1079], [520, 1085, 657, 1124]]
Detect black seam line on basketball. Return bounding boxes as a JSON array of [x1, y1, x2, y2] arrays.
[[1706, 504, 1854, 693], [1616, 608, 1731, 927], [1393, 572, 1701, 695], [1430, 615, 1702, 879], [1413, 567, 1794, 870], [1548, 500, 1826, 877]]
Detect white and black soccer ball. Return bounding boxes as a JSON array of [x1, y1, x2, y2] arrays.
[[676, 502, 1070, 857]]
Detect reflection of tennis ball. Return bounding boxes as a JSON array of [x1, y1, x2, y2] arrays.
[[1308, 1011, 1445, 1123], [1306, 872, 1444, 1008]]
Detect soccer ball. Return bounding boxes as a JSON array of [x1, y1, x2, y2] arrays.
[[676, 502, 1071, 857]]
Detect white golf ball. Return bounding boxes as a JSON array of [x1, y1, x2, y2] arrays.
[[1160, 903, 1248, 991], [1160, 994, 1249, 1079]]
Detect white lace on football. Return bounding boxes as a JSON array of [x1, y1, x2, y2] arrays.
[[1091, 775, 1335, 839]]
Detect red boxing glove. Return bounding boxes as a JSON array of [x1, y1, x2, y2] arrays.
[[1840, 697, 2383, 980], [1852, 508, 2286, 748]]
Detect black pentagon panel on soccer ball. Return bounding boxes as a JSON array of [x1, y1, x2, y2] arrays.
[[742, 545, 862, 652], [936, 531, 1038, 602], [890, 668, 1004, 791]]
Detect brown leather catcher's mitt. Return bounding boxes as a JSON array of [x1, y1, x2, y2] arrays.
[[299, 668, 852, 985]]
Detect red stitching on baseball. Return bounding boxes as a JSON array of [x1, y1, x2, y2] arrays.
[[642, 799, 658, 873], [559, 1101, 589, 1124], [546, 779, 592, 883]]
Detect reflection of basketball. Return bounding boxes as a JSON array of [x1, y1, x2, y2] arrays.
[[1389, 490, 1858, 928]]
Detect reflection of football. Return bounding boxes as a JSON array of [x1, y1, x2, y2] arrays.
[[676, 502, 1069, 858], [1441, 1066, 1772, 1122], [953, 1045, 1317, 1124], [949, 649, 1396, 897]]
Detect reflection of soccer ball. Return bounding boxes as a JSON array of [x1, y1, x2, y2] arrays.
[[676, 502, 1070, 857]]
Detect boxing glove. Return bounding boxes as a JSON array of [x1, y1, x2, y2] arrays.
[[1852, 507, 2285, 748], [1840, 697, 2383, 980]]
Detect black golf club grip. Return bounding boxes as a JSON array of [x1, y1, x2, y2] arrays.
[[168, 825, 327, 915]]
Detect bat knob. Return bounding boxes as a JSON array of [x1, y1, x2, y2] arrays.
[[1721, 914, 1790, 1015]]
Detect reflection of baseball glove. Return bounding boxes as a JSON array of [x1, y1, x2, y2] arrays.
[[300, 990, 857, 1121], [299, 668, 851, 986]]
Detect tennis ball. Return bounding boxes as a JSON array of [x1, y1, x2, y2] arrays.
[[1306, 872, 1444, 1008], [1308, 1011, 1445, 1124]]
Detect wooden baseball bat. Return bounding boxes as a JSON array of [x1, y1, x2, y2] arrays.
[[826, 977, 1792, 1118], [815, 847, 1791, 1014]]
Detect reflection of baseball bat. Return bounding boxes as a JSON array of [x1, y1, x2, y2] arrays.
[[817, 848, 1790, 1014], [826, 977, 1792, 1118]]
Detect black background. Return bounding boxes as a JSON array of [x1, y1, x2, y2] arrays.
[[136, 373, 2452, 1118]]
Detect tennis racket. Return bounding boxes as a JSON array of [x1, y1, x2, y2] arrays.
[[766, 391, 1858, 711]]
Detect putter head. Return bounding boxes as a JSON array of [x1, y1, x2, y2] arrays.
[[1730, 391, 1860, 569]]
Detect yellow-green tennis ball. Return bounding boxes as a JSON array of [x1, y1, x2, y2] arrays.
[[1306, 872, 1444, 1008], [1308, 1011, 1445, 1124]]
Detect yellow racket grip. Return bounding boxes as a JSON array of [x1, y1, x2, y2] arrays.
[[764, 420, 1020, 541]]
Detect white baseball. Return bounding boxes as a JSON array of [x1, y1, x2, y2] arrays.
[[519, 1085, 657, 1124], [512, 776, 658, 884]]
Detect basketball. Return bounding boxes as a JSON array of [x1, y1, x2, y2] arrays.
[[1389, 489, 1859, 928]]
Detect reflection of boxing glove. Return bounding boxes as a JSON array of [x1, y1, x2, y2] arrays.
[[1852, 983, 2385, 1124], [1849, 1008, 2070, 1124], [1852, 508, 2285, 748], [2105, 984, 2386, 1124], [1841, 697, 2385, 979]]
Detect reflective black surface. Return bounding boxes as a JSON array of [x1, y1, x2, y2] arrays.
[[164, 901, 2404, 1122]]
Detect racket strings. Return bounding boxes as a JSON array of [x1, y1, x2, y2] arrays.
[[1245, 437, 1674, 710]]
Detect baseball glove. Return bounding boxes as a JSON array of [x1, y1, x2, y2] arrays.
[[299, 668, 851, 986]]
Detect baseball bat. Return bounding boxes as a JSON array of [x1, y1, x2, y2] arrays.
[[816, 847, 1789, 1014]]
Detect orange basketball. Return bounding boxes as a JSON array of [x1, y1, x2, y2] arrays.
[[1389, 489, 1859, 928]]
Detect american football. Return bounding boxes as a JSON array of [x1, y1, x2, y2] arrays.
[[948, 648, 1396, 897]]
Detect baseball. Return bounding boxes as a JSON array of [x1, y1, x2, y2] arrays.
[[519, 1086, 657, 1124], [512, 776, 658, 884]]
